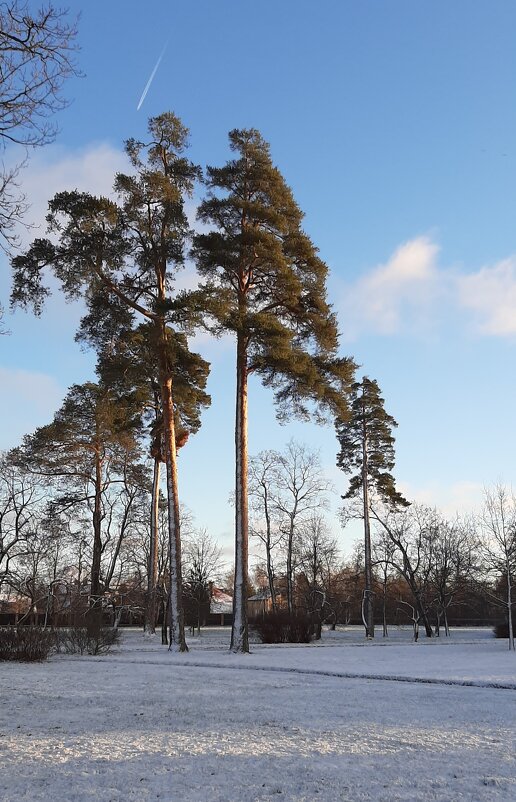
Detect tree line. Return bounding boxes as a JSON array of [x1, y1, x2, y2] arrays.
[[248, 441, 515, 649]]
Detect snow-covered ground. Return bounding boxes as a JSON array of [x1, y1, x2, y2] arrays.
[[1, 626, 515, 801]]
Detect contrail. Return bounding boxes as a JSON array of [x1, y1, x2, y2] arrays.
[[137, 42, 168, 111]]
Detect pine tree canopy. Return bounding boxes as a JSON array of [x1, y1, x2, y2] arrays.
[[10, 113, 201, 328], [336, 377, 409, 507], [192, 128, 355, 421], [11, 381, 145, 488]]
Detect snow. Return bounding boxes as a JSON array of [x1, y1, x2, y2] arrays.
[[1, 626, 515, 801]]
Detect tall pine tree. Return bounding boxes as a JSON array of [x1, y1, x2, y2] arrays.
[[91, 317, 210, 635], [336, 377, 408, 638], [193, 129, 354, 652], [11, 113, 206, 651]]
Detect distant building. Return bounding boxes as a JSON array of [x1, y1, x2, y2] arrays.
[[208, 587, 233, 626], [247, 588, 286, 618]]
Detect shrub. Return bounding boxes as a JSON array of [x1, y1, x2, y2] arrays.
[[252, 610, 314, 644], [57, 625, 121, 655], [0, 627, 57, 662], [493, 614, 515, 639]]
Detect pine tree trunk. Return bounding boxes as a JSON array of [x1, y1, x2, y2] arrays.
[[231, 332, 249, 653], [161, 592, 169, 645], [88, 448, 103, 634], [362, 425, 374, 638], [144, 457, 161, 635], [160, 372, 188, 652]]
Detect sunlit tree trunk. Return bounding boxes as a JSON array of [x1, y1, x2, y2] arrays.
[[160, 369, 187, 652], [362, 420, 374, 638], [144, 456, 161, 635], [231, 330, 249, 653]]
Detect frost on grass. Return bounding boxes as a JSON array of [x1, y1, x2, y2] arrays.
[[0, 628, 515, 802]]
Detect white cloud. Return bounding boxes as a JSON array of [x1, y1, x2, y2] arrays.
[[339, 236, 445, 339], [338, 236, 516, 341], [18, 142, 130, 244], [398, 479, 484, 517], [457, 257, 516, 336], [0, 367, 64, 449], [0, 144, 130, 343]]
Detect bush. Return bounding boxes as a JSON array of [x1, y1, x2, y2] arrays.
[[0, 627, 57, 662], [57, 625, 121, 655], [252, 610, 314, 644], [493, 614, 515, 639]]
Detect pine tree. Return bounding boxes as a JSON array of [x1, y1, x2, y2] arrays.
[[336, 377, 408, 638], [90, 317, 210, 636], [11, 113, 206, 651], [11, 381, 144, 631], [193, 129, 354, 652]]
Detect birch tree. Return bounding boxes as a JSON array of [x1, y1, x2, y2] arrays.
[[193, 129, 354, 651], [11, 113, 207, 651]]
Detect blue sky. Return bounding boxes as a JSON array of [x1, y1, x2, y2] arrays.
[[1, 0, 516, 559]]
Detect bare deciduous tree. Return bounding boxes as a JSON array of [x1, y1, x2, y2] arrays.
[[249, 450, 283, 612], [371, 503, 438, 638], [182, 528, 223, 635], [430, 516, 478, 637], [274, 441, 333, 614], [0, 1, 80, 248], [297, 513, 339, 638], [478, 485, 516, 650], [372, 529, 397, 637], [0, 456, 45, 588]]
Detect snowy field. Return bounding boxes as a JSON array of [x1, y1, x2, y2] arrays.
[[1, 627, 515, 802]]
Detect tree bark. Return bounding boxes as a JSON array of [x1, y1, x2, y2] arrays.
[[88, 446, 103, 634], [160, 367, 188, 652], [362, 421, 374, 638], [382, 579, 388, 637], [266, 539, 276, 613], [286, 518, 295, 615], [144, 457, 161, 635], [231, 331, 249, 653], [413, 591, 433, 637]]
